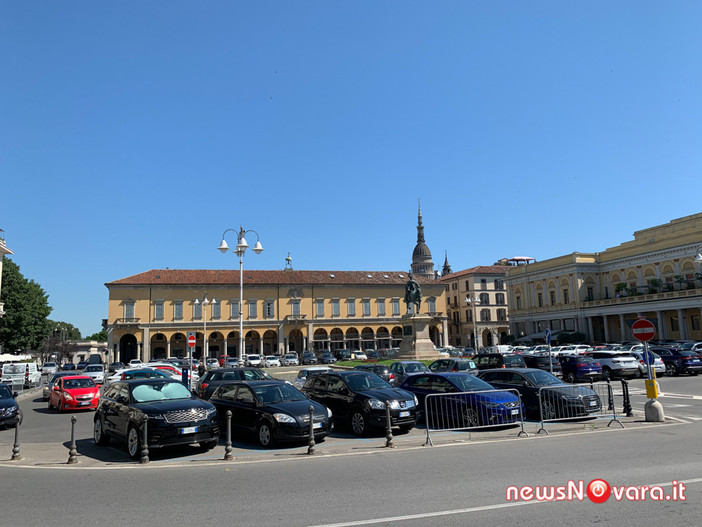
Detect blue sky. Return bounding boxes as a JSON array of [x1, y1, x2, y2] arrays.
[[2, 2, 701, 337]]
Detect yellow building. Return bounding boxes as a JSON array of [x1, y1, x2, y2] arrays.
[[440, 266, 510, 349], [507, 213, 702, 343], [105, 269, 447, 363]]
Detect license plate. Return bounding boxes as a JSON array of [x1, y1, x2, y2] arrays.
[[589, 401, 597, 406], [511, 409, 519, 415], [399, 411, 410, 418], [312, 422, 322, 429], [79, 402, 90, 407], [180, 426, 198, 434]]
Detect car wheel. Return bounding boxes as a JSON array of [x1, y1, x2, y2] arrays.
[[94, 417, 110, 446], [666, 363, 677, 377], [257, 422, 274, 447], [350, 410, 368, 436], [634, 369, 642, 379], [462, 407, 481, 427], [200, 440, 218, 450], [602, 367, 612, 381], [127, 425, 142, 460], [541, 400, 557, 420], [566, 372, 576, 383]]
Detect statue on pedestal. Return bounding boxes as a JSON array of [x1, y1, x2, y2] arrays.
[[404, 272, 422, 314]]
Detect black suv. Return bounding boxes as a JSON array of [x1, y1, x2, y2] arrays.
[[474, 354, 526, 370], [523, 355, 562, 376], [196, 367, 276, 400], [302, 371, 417, 435], [428, 358, 479, 374], [653, 347, 702, 376], [94, 379, 219, 460], [353, 364, 397, 386]]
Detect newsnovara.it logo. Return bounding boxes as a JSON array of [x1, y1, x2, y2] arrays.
[[506, 479, 686, 503]]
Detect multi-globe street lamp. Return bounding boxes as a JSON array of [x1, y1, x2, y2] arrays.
[[466, 294, 481, 350], [193, 296, 215, 368], [218, 227, 263, 363]]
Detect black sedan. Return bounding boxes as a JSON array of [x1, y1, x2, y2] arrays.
[[428, 358, 479, 375], [478, 368, 601, 420], [197, 367, 276, 400], [353, 364, 397, 386], [94, 379, 220, 460], [523, 355, 562, 376], [209, 380, 331, 447], [302, 371, 417, 436], [0, 384, 22, 428]]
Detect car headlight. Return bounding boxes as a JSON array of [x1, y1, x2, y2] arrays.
[[326, 407, 333, 418], [481, 401, 502, 408], [273, 413, 296, 423], [367, 399, 386, 410], [62, 393, 74, 401], [205, 407, 217, 417]]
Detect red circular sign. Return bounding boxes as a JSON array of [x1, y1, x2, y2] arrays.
[[631, 319, 656, 342], [187, 335, 197, 348]]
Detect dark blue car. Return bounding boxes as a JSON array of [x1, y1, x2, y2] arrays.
[[559, 356, 602, 383], [399, 372, 523, 428]]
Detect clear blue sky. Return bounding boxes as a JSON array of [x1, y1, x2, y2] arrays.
[[2, 2, 701, 337]]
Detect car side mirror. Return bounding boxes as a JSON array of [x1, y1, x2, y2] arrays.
[[52, 386, 59, 391], [13, 392, 18, 398]]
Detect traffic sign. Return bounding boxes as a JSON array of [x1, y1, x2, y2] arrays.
[[545, 328, 551, 345], [187, 334, 197, 348], [631, 319, 656, 342], [642, 350, 655, 366]]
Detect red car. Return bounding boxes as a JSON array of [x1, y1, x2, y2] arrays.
[[48, 375, 100, 412]]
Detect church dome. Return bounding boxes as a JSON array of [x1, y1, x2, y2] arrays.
[[413, 242, 432, 259]]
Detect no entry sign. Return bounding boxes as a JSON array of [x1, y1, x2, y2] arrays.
[[632, 319, 656, 342], [187, 334, 197, 348]]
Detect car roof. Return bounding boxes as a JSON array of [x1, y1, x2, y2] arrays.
[[59, 375, 92, 380], [218, 380, 286, 387], [479, 368, 543, 374]]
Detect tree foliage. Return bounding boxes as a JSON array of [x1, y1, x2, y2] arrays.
[[0, 257, 53, 353], [85, 329, 108, 341]]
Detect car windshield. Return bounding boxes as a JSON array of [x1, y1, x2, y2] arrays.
[[64, 378, 96, 389], [132, 381, 193, 402], [3, 364, 24, 375], [449, 374, 495, 392], [253, 383, 306, 403], [681, 351, 699, 357], [344, 372, 391, 391], [242, 370, 273, 380], [404, 363, 430, 373], [86, 366, 103, 372], [522, 370, 562, 386], [44, 362, 56, 367], [0, 385, 12, 398]]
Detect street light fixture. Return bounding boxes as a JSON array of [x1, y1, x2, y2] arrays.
[[218, 226, 264, 363], [193, 296, 215, 367], [466, 295, 481, 350]]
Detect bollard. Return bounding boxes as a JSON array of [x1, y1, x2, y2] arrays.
[[223, 410, 234, 461], [11, 421, 21, 461], [307, 406, 316, 455], [140, 417, 150, 464], [605, 379, 614, 411], [384, 401, 394, 448], [67, 416, 78, 464], [621, 379, 633, 417]]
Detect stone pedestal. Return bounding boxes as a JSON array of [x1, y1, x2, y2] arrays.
[[397, 314, 440, 360]]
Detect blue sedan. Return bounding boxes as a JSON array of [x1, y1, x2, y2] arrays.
[[399, 372, 523, 428]]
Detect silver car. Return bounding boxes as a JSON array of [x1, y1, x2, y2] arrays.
[[586, 352, 639, 380], [629, 350, 666, 378], [82, 364, 106, 384]]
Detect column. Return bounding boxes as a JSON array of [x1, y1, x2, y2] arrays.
[[259, 339, 264, 354], [656, 311, 667, 340], [603, 315, 610, 342], [678, 309, 688, 339], [167, 340, 171, 357], [619, 314, 627, 341], [143, 329, 151, 362], [278, 326, 284, 355], [223, 339, 228, 355], [442, 320, 448, 348], [587, 317, 594, 342]]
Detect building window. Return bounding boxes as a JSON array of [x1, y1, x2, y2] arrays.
[[265, 299, 275, 319], [516, 296, 522, 310], [670, 316, 679, 332], [316, 299, 324, 318], [497, 309, 507, 321], [495, 293, 505, 305], [466, 309, 472, 322], [124, 301, 135, 319], [480, 309, 491, 322], [494, 279, 504, 290], [230, 299, 240, 319], [427, 297, 436, 313], [362, 298, 371, 316], [481, 279, 487, 290], [452, 283, 458, 290], [550, 291, 556, 305], [691, 315, 700, 331], [377, 299, 386, 317], [479, 293, 490, 305], [154, 301, 164, 320], [392, 298, 400, 316], [173, 301, 183, 320], [562, 289, 570, 304], [248, 299, 257, 319], [537, 293, 543, 308], [586, 287, 594, 302], [465, 280, 470, 291], [193, 302, 202, 320], [332, 298, 340, 317], [453, 311, 459, 323], [211, 300, 221, 320], [347, 299, 356, 317], [291, 299, 300, 316]]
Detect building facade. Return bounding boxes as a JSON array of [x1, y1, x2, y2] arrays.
[[440, 266, 511, 349], [507, 213, 702, 343], [105, 269, 447, 363]]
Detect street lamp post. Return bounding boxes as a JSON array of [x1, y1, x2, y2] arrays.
[[218, 227, 263, 364], [466, 295, 481, 351], [194, 296, 215, 367]]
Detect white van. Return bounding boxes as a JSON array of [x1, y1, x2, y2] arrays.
[[1, 362, 42, 389]]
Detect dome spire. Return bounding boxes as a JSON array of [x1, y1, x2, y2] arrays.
[[417, 199, 425, 243], [411, 199, 435, 278]]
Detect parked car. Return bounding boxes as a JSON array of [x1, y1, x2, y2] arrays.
[[428, 358, 479, 375], [206, 358, 220, 370], [1, 362, 42, 389], [197, 367, 276, 400], [82, 364, 106, 384], [76, 361, 89, 371], [365, 350, 380, 360], [584, 352, 639, 380], [523, 355, 562, 376], [478, 368, 602, 420], [218, 355, 231, 367], [293, 366, 334, 389], [399, 372, 523, 427], [0, 384, 22, 428], [94, 379, 219, 459], [47, 375, 101, 412], [282, 353, 299, 366], [320, 352, 337, 364], [302, 352, 319, 365], [474, 354, 527, 370], [128, 359, 143, 368], [246, 355, 264, 367], [42, 362, 58, 375], [61, 363, 77, 372], [302, 371, 417, 436], [44, 371, 82, 400], [209, 380, 331, 447], [334, 349, 352, 361], [264, 355, 281, 368], [225, 357, 243, 368], [629, 350, 666, 378], [108, 362, 125, 373], [559, 356, 603, 383], [653, 348, 702, 376], [352, 351, 368, 361], [105, 368, 172, 386], [353, 364, 397, 386], [389, 361, 431, 385]]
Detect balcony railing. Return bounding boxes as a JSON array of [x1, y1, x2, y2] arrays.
[[115, 318, 140, 325]]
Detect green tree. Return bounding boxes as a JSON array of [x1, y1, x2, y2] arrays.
[[85, 329, 108, 341], [0, 257, 53, 352]]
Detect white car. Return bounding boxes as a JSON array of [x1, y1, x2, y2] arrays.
[[128, 359, 143, 368], [282, 353, 299, 366], [352, 351, 367, 360], [82, 364, 106, 384], [206, 358, 219, 370], [294, 366, 334, 389], [264, 355, 281, 368], [246, 354, 264, 367], [629, 350, 666, 378], [42, 362, 58, 375]]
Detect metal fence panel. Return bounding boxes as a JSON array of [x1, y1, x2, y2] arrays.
[[536, 381, 623, 434], [424, 389, 528, 446]]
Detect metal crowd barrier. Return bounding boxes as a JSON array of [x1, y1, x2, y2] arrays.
[[424, 389, 528, 446], [536, 381, 623, 435]]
